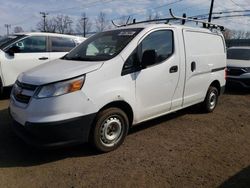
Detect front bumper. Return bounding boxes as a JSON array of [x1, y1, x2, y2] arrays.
[[10, 113, 96, 147], [9, 89, 98, 147]]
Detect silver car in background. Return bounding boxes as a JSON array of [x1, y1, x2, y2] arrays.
[[226, 46, 250, 88]]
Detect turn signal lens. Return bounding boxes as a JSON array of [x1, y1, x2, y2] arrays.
[[69, 79, 85, 92]]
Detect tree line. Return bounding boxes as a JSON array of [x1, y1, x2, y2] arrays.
[[36, 12, 110, 35], [10, 11, 169, 36]]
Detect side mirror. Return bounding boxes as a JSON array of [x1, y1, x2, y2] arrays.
[[6, 46, 20, 56], [141, 49, 157, 68]]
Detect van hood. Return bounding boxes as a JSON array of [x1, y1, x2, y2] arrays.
[[227, 59, 250, 68], [18, 59, 104, 85]]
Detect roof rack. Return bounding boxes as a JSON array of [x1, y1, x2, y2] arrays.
[[111, 9, 224, 31], [111, 17, 176, 27], [169, 9, 224, 31]]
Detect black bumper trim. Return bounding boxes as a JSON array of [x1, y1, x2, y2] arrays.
[[226, 78, 250, 88], [11, 113, 96, 148]]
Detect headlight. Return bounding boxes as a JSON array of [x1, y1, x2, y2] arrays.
[[35, 76, 85, 99]]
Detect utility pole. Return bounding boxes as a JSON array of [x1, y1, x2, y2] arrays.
[[83, 17, 87, 37], [208, 0, 215, 22], [4, 24, 11, 36], [40, 12, 48, 32]]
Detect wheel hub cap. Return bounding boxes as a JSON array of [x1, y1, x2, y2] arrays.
[[209, 92, 216, 109], [100, 117, 122, 146]]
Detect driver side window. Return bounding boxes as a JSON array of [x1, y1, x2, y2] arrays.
[[122, 30, 174, 76], [139, 30, 174, 65]]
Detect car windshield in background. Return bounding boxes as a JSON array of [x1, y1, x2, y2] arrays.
[[64, 28, 143, 61], [227, 48, 250, 60], [0, 35, 25, 50]]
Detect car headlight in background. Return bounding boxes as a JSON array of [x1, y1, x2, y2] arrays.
[[35, 76, 85, 99]]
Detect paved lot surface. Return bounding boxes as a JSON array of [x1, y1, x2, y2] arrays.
[[0, 88, 250, 188]]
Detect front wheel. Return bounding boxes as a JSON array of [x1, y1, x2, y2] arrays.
[[90, 107, 129, 152], [202, 86, 219, 113]]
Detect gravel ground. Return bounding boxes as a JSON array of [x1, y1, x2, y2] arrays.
[[0, 87, 250, 188]]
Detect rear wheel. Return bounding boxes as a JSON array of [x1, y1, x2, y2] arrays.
[[202, 86, 219, 113], [90, 107, 129, 152]]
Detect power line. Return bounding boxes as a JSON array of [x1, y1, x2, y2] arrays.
[[176, 0, 210, 14], [10, 0, 118, 27], [213, 13, 250, 19], [229, 0, 246, 10], [47, 0, 117, 13], [190, 9, 250, 19], [112, 0, 186, 21]]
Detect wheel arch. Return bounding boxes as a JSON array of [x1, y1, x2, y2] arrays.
[[98, 100, 134, 127], [210, 80, 221, 95]]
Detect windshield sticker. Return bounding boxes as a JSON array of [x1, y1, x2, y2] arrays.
[[118, 31, 136, 36]]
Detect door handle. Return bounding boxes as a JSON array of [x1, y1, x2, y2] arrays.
[[39, 57, 49, 60], [191, 61, 196, 72], [169, 65, 178, 73]]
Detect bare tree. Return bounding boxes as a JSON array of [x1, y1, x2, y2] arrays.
[[246, 31, 250, 39], [55, 15, 74, 34], [117, 16, 132, 26], [227, 30, 250, 39], [37, 20, 46, 32], [37, 15, 74, 34], [14, 26, 24, 33], [76, 12, 92, 36], [37, 18, 56, 33], [223, 29, 233, 40], [46, 18, 57, 33], [147, 11, 160, 21], [95, 12, 109, 32]]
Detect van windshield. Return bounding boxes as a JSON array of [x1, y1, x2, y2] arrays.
[[63, 28, 143, 61], [0, 35, 26, 50], [227, 48, 250, 60]]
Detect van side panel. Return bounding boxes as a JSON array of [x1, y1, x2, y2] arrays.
[[183, 30, 226, 107]]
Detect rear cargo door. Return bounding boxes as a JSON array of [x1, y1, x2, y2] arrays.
[[182, 30, 222, 106]]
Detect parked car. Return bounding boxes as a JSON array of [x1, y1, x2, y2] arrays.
[[226, 46, 250, 88], [9, 24, 226, 152], [0, 32, 85, 95]]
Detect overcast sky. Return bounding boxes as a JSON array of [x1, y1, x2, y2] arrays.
[[0, 0, 249, 36]]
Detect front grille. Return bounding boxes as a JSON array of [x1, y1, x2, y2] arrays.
[[14, 94, 31, 104], [227, 67, 247, 76], [16, 80, 37, 91], [13, 81, 38, 104]]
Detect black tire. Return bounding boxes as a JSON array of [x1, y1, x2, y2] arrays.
[[90, 107, 129, 152], [202, 86, 219, 113]]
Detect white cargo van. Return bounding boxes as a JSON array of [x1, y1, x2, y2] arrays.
[[0, 32, 85, 95], [9, 16, 226, 152]]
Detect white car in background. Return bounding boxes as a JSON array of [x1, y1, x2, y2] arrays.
[[226, 46, 250, 88], [0, 32, 85, 95]]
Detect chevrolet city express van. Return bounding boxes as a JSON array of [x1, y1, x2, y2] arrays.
[[9, 24, 226, 152], [0, 32, 85, 95]]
